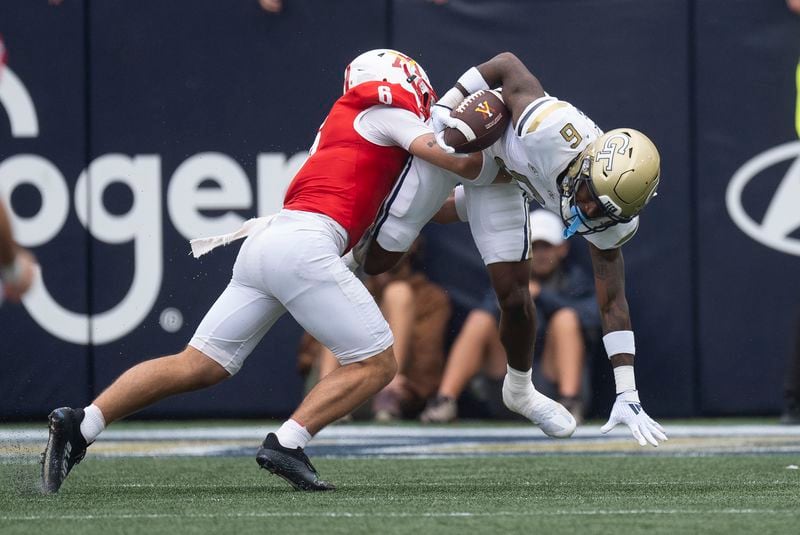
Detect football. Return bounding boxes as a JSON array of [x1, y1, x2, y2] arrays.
[[442, 89, 509, 153]]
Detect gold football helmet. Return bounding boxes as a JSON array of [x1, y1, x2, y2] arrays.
[[560, 128, 660, 236]]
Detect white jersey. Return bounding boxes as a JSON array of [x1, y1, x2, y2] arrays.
[[373, 95, 641, 265], [485, 95, 639, 250], [487, 95, 599, 210]]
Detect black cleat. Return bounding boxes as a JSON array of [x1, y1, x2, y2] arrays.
[[41, 407, 89, 494], [256, 433, 335, 491]]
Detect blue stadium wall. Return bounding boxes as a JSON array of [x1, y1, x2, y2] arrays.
[[0, 0, 798, 420]]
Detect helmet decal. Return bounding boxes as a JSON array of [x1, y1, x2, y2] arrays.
[[595, 134, 630, 173], [342, 49, 436, 119]]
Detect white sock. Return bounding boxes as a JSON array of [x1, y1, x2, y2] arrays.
[[275, 418, 311, 450], [80, 404, 106, 444], [505, 365, 534, 393]]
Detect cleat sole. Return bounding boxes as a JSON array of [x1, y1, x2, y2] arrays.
[[256, 453, 334, 492]]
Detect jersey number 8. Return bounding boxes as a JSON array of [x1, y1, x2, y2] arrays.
[[378, 86, 393, 105]]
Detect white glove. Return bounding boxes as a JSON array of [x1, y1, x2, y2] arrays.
[[434, 132, 456, 154], [431, 103, 457, 134], [600, 390, 667, 447], [430, 104, 458, 154]]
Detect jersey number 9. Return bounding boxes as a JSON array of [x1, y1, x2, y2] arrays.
[[559, 123, 583, 148]]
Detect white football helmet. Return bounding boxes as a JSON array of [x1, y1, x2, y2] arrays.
[[343, 49, 436, 119]]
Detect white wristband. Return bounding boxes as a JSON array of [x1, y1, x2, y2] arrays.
[[603, 330, 635, 358], [436, 87, 464, 110], [437, 67, 491, 110], [613, 365, 637, 394], [453, 186, 468, 222], [457, 66, 490, 95]]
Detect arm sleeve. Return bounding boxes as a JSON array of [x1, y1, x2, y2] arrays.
[[454, 185, 469, 222], [356, 106, 433, 150], [469, 150, 500, 186]]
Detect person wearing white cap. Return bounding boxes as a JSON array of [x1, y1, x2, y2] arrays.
[[527, 210, 599, 421], [527, 209, 564, 245], [420, 210, 599, 424]]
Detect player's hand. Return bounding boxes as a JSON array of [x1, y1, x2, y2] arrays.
[[600, 390, 667, 447], [431, 103, 461, 153], [434, 131, 456, 154], [431, 103, 457, 134]]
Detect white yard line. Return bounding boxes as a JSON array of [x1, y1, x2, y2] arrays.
[[3, 424, 800, 443], [3, 423, 800, 459]]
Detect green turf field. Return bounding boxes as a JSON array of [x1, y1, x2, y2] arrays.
[[1, 455, 798, 534]]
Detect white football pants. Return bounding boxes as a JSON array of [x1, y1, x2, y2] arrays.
[[190, 210, 393, 375]]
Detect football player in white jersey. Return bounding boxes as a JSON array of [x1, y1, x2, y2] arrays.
[[357, 52, 666, 447]]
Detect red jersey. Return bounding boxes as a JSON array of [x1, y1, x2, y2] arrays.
[[283, 81, 425, 251]]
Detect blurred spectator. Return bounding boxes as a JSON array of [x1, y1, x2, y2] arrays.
[[0, 201, 36, 303], [0, 34, 6, 70], [419, 291, 505, 423], [792, 0, 800, 138], [783, 0, 800, 425], [0, 43, 36, 303], [260, 0, 447, 14], [259, 0, 283, 13], [421, 210, 600, 424], [783, 324, 800, 425], [298, 239, 451, 421]]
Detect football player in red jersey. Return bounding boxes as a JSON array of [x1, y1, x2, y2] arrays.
[[41, 49, 499, 493]]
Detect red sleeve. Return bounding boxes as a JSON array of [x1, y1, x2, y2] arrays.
[[345, 81, 423, 119]]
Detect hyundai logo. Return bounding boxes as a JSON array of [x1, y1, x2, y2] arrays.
[[726, 141, 800, 257]]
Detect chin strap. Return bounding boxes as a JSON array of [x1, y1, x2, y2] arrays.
[[562, 205, 583, 239]]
